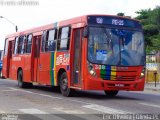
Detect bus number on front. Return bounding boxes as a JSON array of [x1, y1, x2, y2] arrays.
[[95, 65, 105, 70]]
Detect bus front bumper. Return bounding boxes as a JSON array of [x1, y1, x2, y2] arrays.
[[84, 77, 145, 91]]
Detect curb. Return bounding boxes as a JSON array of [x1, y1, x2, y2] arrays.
[[144, 87, 160, 91]]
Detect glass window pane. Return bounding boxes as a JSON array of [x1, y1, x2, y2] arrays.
[[26, 34, 32, 53], [4, 39, 8, 56], [88, 27, 145, 66], [42, 31, 47, 52], [61, 27, 69, 39], [48, 40, 56, 51], [60, 39, 67, 50], [48, 29, 55, 41], [57, 27, 70, 51], [14, 37, 19, 54], [21, 36, 26, 54], [18, 36, 24, 54], [47, 29, 56, 51], [28, 34, 32, 43]]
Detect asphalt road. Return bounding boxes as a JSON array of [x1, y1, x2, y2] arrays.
[[0, 78, 160, 120]]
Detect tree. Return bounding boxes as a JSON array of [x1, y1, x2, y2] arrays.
[[135, 6, 160, 52], [117, 13, 125, 16]]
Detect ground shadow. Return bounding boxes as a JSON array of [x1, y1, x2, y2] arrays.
[[28, 85, 143, 101]]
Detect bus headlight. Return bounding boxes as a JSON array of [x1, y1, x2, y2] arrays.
[[140, 72, 145, 77], [140, 67, 145, 78], [89, 69, 96, 75], [88, 62, 96, 76]]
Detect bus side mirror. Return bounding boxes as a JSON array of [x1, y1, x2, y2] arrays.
[[83, 27, 88, 38]]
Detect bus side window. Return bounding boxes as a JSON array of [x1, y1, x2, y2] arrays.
[[42, 31, 47, 52], [18, 36, 25, 54], [4, 38, 8, 56], [14, 37, 19, 54], [26, 34, 32, 53], [21, 36, 26, 54], [47, 29, 56, 52], [57, 26, 71, 51]]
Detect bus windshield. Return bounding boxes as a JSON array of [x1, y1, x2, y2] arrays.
[[88, 27, 145, 66]]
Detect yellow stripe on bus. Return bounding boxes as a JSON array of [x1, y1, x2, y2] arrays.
[[54, 52, 57, 86], [111, 66, 116, 80]]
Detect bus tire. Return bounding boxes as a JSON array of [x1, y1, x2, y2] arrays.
[[1, 76, 6, 79], [60, 72, 74, 97], [18, 70, 27, 88], [104, 90, 119, 97]]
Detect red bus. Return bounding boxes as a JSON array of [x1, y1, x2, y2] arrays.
[[2, 15, 145, 97]]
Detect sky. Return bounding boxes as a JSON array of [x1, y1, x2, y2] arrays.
[[0, 0, 159, 49]]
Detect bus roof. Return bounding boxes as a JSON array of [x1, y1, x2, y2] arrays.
[[6, 14, 141, 38]]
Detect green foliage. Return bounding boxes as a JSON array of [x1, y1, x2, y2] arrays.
[[143, 24, 159, 35], [135, 6, 160, 53], [135, 9, 151, 20], [117, 13, 125, 16]]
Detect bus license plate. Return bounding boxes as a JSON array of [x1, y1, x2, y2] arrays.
[[115, 84, 124, 87]]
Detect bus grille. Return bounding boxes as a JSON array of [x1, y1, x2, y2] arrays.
[[101, 75, 137, 81]]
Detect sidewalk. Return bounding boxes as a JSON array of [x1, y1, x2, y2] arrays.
[[145, 82, 160, 91]]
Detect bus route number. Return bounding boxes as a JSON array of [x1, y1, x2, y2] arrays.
[[95, 65, 106, 70], [112, 19, 124, 26]]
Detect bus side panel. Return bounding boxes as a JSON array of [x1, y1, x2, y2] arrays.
[[23, 54, 32, 83], [81, 38, 88, 89], [9, 58, 15, 80], [55, 52, 70, 87], [12, 55, 25, 80], [19, 56, 25, 80], [49, 52, 57, 86], [10, 58, 17, 80], [2, 56, 7, 78], [39, 52, 51, 85], [9, 56, 13, 78]]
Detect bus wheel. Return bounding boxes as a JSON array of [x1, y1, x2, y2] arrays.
[[18, 70, 27, 88], [104, 90, 119, 97], [60, 72, 74, 97]]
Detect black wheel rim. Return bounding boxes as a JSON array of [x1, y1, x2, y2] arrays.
[[61, 77, 68, 91]]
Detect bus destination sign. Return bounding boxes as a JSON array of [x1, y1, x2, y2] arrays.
[[88, 16, 142, 29], [112, 19, 124, 26]]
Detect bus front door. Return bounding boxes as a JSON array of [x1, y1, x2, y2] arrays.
[[6, 40, 14, 78], [9, 41, 14, 78], [72, 28, 83, 87], [32, 35, 41, 82]]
